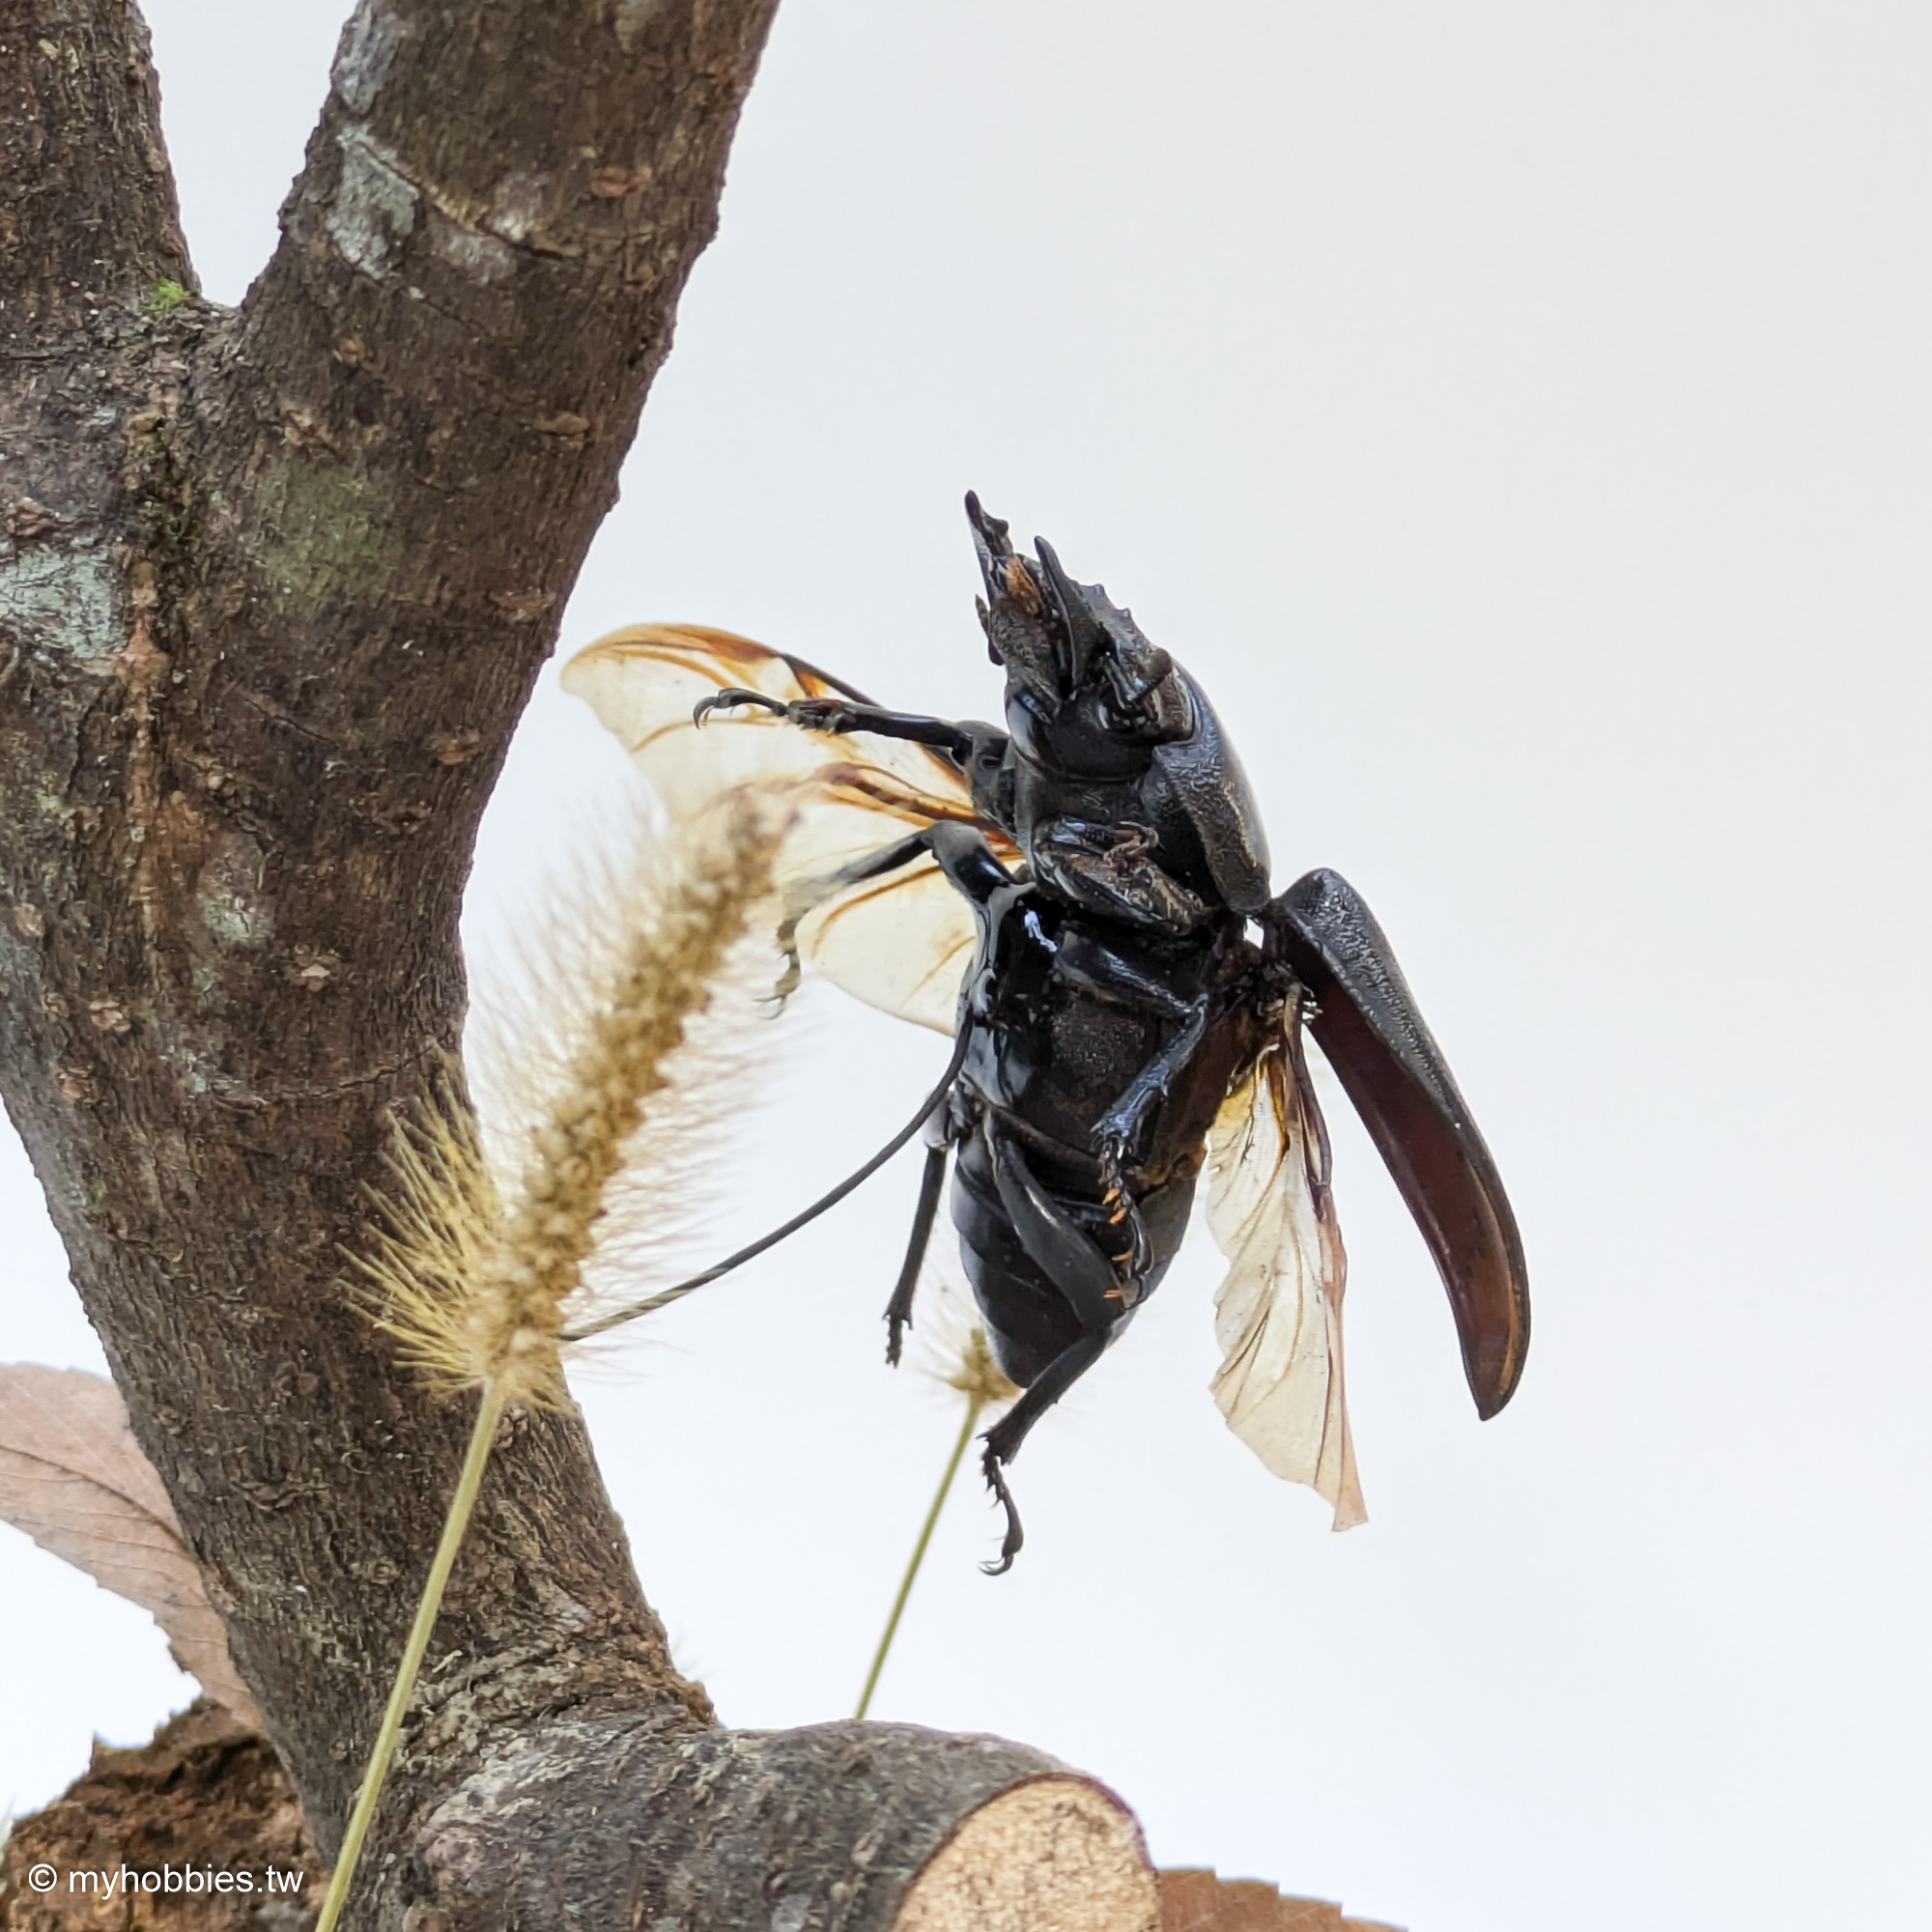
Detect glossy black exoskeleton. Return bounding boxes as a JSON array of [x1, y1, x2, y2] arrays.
[[694, 497, 1530, 1570]]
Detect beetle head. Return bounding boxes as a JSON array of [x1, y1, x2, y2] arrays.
[[965, 493, 1174, 718]]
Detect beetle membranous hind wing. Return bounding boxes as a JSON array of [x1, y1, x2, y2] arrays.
[[1204, 1017, 1366, 1530], [563, 625, 1013, 1032], [789, 864, 977, 1035]]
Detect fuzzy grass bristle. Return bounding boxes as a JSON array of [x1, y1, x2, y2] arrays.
[[356, 1079, 509, 1396], [932, 1323, 1019, 1411], [355, 801, 780, 1408], [323, 800, 781, 1932], [910, 1266, 1019, 1414]]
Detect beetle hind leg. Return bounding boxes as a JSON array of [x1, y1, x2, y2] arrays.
[[980, 1445, 1025, 1576], [976, 1328, 1109, 1576], [885, 1139, 950, 1365]]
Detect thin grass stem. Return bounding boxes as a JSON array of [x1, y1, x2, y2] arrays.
[[854, 1397, 982, 1720], [314, 1381, 507, 1932]]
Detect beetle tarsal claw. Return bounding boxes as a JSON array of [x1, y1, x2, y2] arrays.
[[768, 924, 804, 1009], [980, 1443, 1024, 1576], [691, 686, 786, 727]]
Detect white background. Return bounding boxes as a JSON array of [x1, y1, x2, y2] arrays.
[[5, 6, 1930, 1928]]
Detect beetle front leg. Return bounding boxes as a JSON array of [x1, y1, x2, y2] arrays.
[[1030, 817, 1210, 935], [693, 686, 869, 733], [694, 686, 999, 768], [692, 685, 781, 724], [694, 685, 876, 735]]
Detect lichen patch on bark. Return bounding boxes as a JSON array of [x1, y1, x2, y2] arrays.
[[333, 3, 407, 117], [0, 547, 122, 670], [328, 128, 422, 281]]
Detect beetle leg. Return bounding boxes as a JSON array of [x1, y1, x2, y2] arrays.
[[978, 1330, 1110, 1575], [693, 687, 879, 737], [1029, 816, 1210, 935], [764, 819, 1031, 1350], [988, 1127, 1125, 1328], [1052, 929, 1198, 1016], [973, 1120, 1143, 1572], [692, 686, 789, 725], [981, 1452, 1025, 1576], [1093, 1161, 1154, 1287], [774, 829, 938, 1006], [781, 697, 988, 760], [885, 1136, 950, 1365], [1092, 990, 1212, 1174], [1091, 1002, 1210, 1288], [1044, 928, 1213, 1262], [694, 683, 1003, 768], [772, 817, 1024, 1015]]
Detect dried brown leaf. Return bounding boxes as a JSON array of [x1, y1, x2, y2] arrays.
[[1158, 1869, 1402, 1932], [0, 1363, 261, 1726]]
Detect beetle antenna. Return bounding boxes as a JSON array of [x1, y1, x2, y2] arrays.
[[560, 1026, 971, 1341]]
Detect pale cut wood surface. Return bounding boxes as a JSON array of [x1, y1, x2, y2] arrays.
[[894, 1776, 1160, 1932]]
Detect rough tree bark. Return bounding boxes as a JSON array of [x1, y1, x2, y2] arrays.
[[0, 4, 1156, 1929]]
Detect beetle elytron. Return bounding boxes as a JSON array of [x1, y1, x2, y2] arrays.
[[562, 497, 1529, 1570]]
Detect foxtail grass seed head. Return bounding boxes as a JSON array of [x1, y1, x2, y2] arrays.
[[327, 802, 778, 1932], [356, 800, 781, 1407], [912, 1267, 1020, 1414], [940, 1324, 1019, 1411]]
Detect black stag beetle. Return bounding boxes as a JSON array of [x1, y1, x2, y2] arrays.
[[562, 495, 1530, 1571]]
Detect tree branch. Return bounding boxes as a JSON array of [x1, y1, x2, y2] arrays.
[[0, 5, 1162, 1926], [0, 0, 192, 338]]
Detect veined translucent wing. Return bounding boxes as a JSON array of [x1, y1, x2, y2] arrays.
[[561, 625, 1013, 1033], [1204, 1012, 1366, 1530]]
